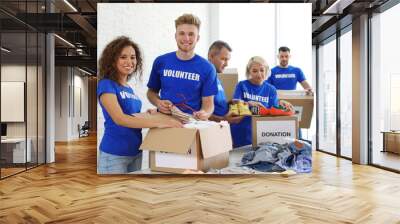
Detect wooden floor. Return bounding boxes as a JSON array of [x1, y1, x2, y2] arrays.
[[1, 135, 400, 223], [1, 163, 46, 178], [1, 167, 26, 177]]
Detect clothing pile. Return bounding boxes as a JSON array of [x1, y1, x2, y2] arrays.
[[240, 140, 312, 173]]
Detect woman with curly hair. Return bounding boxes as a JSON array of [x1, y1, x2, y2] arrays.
[[97, 36, 182, 174]]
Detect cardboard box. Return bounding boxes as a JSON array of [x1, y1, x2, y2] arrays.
[[140, 113, 233, 173], [217, 68, 238, 102], [277, 90, 314, 128], [252, 116, 298, 147]]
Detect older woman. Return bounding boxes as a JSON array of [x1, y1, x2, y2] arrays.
[[230, 56, 280, 148]]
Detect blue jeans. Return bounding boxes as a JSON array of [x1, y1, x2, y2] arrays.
[[98, 151, 142, 174]]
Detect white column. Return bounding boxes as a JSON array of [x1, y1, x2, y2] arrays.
[[352, 14, 369, 164], [46, 33, 55, 163], [45, 0, 56, 163]]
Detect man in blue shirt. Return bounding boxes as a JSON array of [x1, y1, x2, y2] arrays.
[[147, 14, 218, 120], [267, 46, 313, 141], [207, 40, 242, 124], [267, 46, 313, 93]]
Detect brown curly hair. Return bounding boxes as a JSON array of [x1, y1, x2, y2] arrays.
[[98, 36, 143, 82]]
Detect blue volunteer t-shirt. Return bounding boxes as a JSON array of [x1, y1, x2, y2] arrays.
[[97, 79, 142, 156], [147, 52, 218, 114], [230, 80, 279, 148], [213, 78, 229, 117], [267, 65, 306, 90]]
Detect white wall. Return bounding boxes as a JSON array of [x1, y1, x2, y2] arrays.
[[54, 67, 89, 141], [55, 67, 68, 141], [277, 3, 312, 85], [218, 4, 276, 80], [72, 73, 89, 138]]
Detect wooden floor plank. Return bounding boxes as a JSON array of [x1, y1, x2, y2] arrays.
[[1, 134, 400, 223]]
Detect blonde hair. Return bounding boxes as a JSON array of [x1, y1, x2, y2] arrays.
[[245, 56, 269, 78], [175, 13, 201, 30]]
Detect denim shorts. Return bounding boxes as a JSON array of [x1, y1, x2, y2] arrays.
[[98, 150, 142, 174]]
